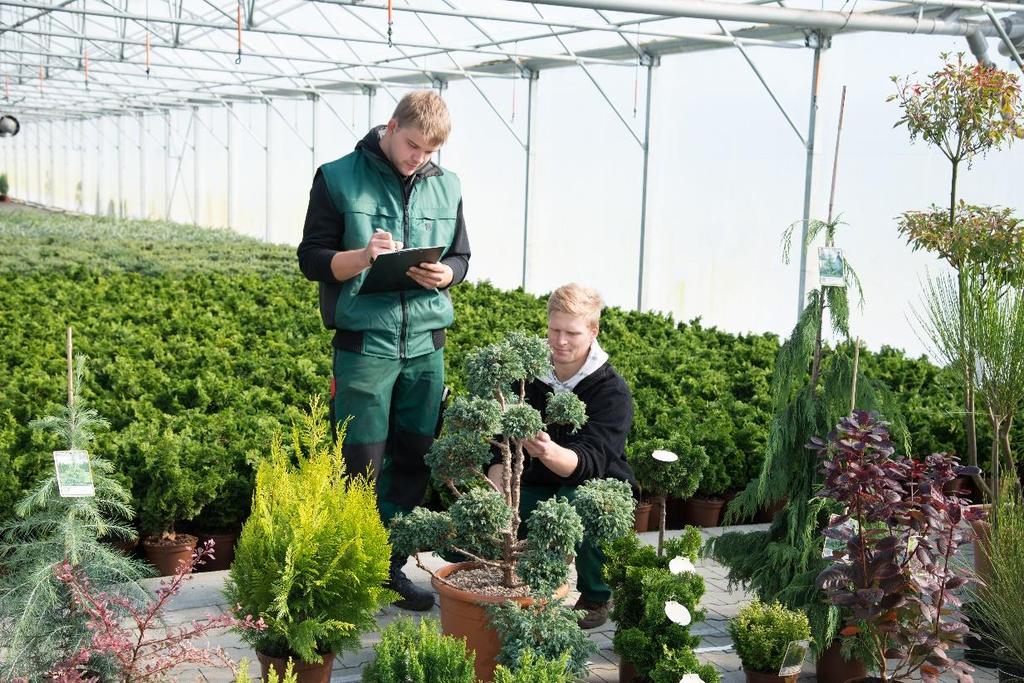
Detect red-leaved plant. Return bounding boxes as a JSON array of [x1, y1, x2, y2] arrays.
[[812, 411, 984, 682], [47, 540, 264, 682]]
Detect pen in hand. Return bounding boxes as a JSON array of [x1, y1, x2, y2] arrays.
[[366, 228, 403, 264]]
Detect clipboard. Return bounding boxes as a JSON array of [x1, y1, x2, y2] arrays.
[[357, 245, 446, 295]]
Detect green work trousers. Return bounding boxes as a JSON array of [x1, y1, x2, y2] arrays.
[[331, 348, 445, 525]]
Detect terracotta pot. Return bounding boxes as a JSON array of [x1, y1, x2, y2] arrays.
[[142, 534, 198, 576], [647, 498, 664, 532], [814, 641, 866, 683], [194, 531, 237, 571], [257, 651, 335, 683], [968, 503, 992, 584], [618, 659, 639, 683], [432, 562, 569, 682], [682, 497, 725, 528], [633, 501, 653, 532], [744, 668, 797, 683]]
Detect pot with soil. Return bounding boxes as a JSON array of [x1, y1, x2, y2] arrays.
[[814, 642, 866, 683], [633, 500, 653, 532], [142, 532, 198, 576], [683, 496, 726, 527], [257, 651, 336, 683]]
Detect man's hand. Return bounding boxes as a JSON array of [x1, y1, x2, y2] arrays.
[[408, 261, 454, 289], [363, 230, 403, 265], [522, 431, 557, 460]]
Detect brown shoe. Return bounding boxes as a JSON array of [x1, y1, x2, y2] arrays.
[[574, 597, 609, 629]]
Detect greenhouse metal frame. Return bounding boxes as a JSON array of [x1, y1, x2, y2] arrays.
[[2, 0, 1023, 314]]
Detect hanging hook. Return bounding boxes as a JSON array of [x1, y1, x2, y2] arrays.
[[387, 0, 394, 48], [235, 1, 243, 64]]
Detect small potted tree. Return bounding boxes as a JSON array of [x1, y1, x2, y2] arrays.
[[390, 332, 635, 681], [728, 601, 811, 683], [604, 527, 720, 683], [813, 411, 982, 682], [116, 418, 223, 575], [628, 434, 707, 553], [224, 398, 395, 683]]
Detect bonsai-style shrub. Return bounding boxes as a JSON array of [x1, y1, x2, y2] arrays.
[[727, 601, 810, 675], [813, 411, 981, 681], [362, 618, 476, 683], [604, 528, 720, 683], [224, 397, 394, 664], [390, 332, 635, 675], [629, 433, 707, 552], [0, 354, 149, 681], [50, 541, 262, 681]]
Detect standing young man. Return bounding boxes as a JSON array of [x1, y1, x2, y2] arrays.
[[297, 90, 471, 611], [488, 283, 636, 629]]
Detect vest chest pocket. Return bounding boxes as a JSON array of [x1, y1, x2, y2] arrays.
[[341, 202, 402, 251], [411, 205, 457, 248]]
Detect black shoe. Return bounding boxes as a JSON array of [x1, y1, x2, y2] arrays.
[[573, 596, 609, 629], [387, 557, 435, 612]]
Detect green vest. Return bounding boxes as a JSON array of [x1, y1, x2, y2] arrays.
[[319, 147, 461, 359]]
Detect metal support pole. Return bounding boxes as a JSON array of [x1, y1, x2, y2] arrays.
[[367, 86, 377, 129], [265, 99, 272, 242], [164, 110, 171, 220], [116, 115, 124, 218], [796, 36, 826, 317], [637, 58, 658, 311], [138, 112, 146, 219], [79, 118, 85, 211], [521, 70, 539, 290], [226, 102, 234, 230], [36, 119, 42, 203], [96, 118, 103, 215], [192, 106, 199, 226], [48, 119, 54, 206], [311, 93, 318, 175], [62, 119, 68, 208]]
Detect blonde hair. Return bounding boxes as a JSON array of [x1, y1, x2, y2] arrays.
[[548, 283, 604, 327], [391, 91, 452, 146]]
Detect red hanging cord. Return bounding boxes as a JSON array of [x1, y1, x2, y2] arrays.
[[235, 1, 242, 64], [387, 0, 393, 48], [145, 32, 151, 76]]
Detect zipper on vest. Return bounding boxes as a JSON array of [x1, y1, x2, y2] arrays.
[[398, 176, 416, 359]]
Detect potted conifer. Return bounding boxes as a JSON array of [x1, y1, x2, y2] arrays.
[[224, 398, 394, 683], [728, 601, 810, 683]]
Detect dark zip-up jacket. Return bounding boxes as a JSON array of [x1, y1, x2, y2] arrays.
[[521, 362, 637, 489], [297, 126, 471, 356]]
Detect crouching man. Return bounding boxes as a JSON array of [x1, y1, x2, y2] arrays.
[[488, 282, 636, 629]]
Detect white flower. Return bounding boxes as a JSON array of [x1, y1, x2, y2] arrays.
[[652, 450, 678, 463], [669, 556, 696, 574], [664, 600, 692, 626], [679, 675, 705, 683]]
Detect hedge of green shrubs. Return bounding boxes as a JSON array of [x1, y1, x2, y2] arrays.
[[0, 209, 983, 528]]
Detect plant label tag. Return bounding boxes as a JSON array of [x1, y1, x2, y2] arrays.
[[821, 514, 858, 559], [818, 247, 846, 288], [53, 450, 96, 497], [778, 639, 810, 677]]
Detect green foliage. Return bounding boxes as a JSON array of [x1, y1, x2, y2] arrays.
[[544, 392, 587, 433], [236, 658, 298, 683], [727, 601, 811, 673], [0, 173, 8, 198], [0, 356, 149, 681], [487, 601, 596, 677], [628, 433, 709, 501], [973, 480, 1024, 674], [426, 431, 494, 491], [493, 651, 575, 683], [223, 399, 394, 662], [891, 52, 1024, 168], [519, 496, 584, 594], [389, 507, 455, 559], [449, 487, 511, 559], [649, 649, 720, 683], [362, 618, 476, 683], [604, 529, 711, 682], [572, 478, 635, 546], [500, 403, 546, 441]]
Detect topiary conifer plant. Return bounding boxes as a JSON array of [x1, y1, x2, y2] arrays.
[[390, 332, 635, 675]]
